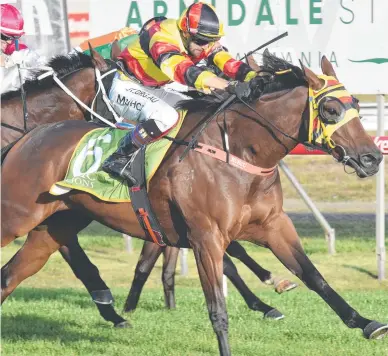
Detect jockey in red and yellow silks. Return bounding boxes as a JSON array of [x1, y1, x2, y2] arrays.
[[118, 14, 256, 90], [103, 2, 259, 186]]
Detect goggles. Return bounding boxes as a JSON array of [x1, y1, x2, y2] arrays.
[[1, 33, 20, 41], [191, 35, 219, 46]]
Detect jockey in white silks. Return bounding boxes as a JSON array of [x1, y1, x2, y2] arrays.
[[0, 4, 45, 94]]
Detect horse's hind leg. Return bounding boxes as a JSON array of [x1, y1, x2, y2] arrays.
[[59, 237, 128, 327], [162, 246, 179, 309], [123, 241, 163, 313], [1, 228, 60, 303], [226, 241, 297, 294], [257, 212, 388, 340], [223, 254, 284, 320]]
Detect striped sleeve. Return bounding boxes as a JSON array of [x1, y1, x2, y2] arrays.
[[149, 29, 216, 89], [207, 47, 256, 82]]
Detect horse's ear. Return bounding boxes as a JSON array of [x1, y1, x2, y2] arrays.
[[88, 42, 108, 72], [321, 55, 338, 80], [111, 40, 121, 60], [304, 65, 324, 91], [247, 54, 261, 72]]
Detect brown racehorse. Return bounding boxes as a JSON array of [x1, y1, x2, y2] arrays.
[[1, 45, 296, 323], [2, 52, 386, 355]]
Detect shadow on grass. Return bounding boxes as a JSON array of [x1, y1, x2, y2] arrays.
[[342, 265, 378, 279], [5, 287, 119, 311], [1, 313, 112, 343]]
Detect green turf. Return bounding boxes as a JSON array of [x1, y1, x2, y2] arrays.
[[2, 289, 388, 356], [2, 222, 388, 355]]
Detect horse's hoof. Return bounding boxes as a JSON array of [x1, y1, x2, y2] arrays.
[[274, 279, 298, 294], [264, 309, 285, 320], [114, 320, 132, 328], [363, 321, 388, 340]]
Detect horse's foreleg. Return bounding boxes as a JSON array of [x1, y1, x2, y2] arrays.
[[1, 229, 60, 303], [59, 238, 127, 328], [162, 246, 179, 309], [123, 241, 163, 313], [257, 213, 388, 340], [226, 241, 297, 294], [223, 254, 284, 319], [191, 230, 230, 356]]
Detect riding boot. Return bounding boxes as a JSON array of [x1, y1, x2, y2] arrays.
[[102, 132, 139, 186], [102, 120, 166, 187]]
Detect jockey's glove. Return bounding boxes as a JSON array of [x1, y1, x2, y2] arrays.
[[249, 76, 270, 99], [226, 81, 251, 100]]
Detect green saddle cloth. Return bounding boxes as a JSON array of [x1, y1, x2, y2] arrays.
[[50, 111, 186, 202]]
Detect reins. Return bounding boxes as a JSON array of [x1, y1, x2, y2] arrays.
[[1, 60, 119, 136], [170, 81, 333, 175]]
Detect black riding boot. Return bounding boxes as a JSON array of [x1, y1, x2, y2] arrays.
[[102, 133, 139, 186]]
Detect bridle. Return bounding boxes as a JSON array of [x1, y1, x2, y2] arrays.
[[233, 73, 362, 171], [177, 71, 362, 176]]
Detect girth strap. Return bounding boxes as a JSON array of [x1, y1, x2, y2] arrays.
[[128, 146, 168, 247]]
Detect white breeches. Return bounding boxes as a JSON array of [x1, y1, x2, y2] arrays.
[[108, 74, 189, 133]]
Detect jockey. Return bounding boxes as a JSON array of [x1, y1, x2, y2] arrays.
[[0, 3, 45, 93], [103, 2, 263, 186]]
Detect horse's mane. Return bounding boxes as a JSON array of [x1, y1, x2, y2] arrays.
[[1, 52, 94, 101], [178, 50, 307, 112]]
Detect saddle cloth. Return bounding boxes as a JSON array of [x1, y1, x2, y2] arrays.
[[50, 111, 186, 202]]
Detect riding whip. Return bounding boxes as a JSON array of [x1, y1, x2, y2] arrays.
[[239, 31, 288, 62], [179, 93, 236, 162]]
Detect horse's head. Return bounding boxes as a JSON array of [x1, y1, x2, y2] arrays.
[[303, 57, 382, 178]]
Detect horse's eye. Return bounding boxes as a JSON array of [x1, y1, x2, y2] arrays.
[[327, 108, 337, 115]]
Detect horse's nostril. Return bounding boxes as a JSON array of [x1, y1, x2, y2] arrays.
[[360, 153, 378, 168]]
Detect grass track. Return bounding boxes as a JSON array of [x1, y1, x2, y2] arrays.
[[2, 222, 388, 355], [2, 143, 388, 354], [2, 289, 388, 356]]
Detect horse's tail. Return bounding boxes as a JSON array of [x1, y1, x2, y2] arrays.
[[1, 130, 32, 165]]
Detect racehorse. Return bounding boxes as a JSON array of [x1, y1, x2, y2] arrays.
[[1, 45, 295, 324], [123, 52, 297, 314], [2, 51, 386, 355]]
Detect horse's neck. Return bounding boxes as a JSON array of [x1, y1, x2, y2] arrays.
[[53, 68, 97, 110], [2, 68, 96, 127], [207, 88, 307, 169]]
